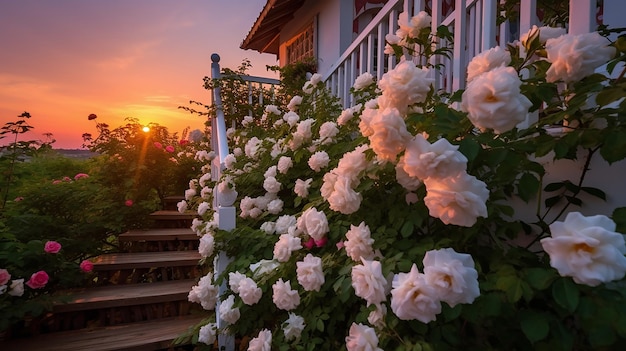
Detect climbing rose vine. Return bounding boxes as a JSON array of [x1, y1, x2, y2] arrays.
[[182, 12, 626, 351]]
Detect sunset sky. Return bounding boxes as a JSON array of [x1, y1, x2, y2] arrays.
[[0, 0, 278, 149]]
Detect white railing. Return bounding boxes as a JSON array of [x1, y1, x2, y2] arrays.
[[209, 53, 280, 351], [323, 0, 599, 108]]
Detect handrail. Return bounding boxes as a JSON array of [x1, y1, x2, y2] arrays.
[[210, 54, 230, 183]]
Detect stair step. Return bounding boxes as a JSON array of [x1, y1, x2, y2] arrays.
[[149, 210, 197, 221], [53, 279, 196, 313], [93, 251, 201, 271], [0, 314, 205, 351], [119, 228, 197, 242]]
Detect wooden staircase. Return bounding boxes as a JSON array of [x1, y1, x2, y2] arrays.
[[1, 196, 206, 351]]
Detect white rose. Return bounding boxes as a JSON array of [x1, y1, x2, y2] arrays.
[[242, 115, 254, 127], [263, 176, 282, 194], [238, 277, 262, 305], [219, 295, 240, 325], [466, 46, 511, 83], [287, 95, 302, 112], [223, 153, 236, 170], [275, 215, 297, 235], [273, 233, 303, 262], [377, 60, 433, 113], [308, 151, 330, 172], [318, 121, 339, 144], [344, 222, 375, 262], [8, 278, 24, 297], [345, 323, 383, 351], [272, 279, 301, 311], [296, 254, 325, 292], [520, 25, 566, 47], [277, 156, 293, 174], [248, 329, 272, 351], [265, 104, 281, 115], [267, 199, 284, 214], [540, 212, 626, 286], [546, 31, 615, 83], [338, 104, 361, 126], [188, 273, 218, 311], [351, 259, 388, 306], [395, 156, 422, 191], [283, 111, 300, 127], [197, 201, 210, 216], [367, 303, 387, 327], [250, 259, 280, 278], [461, 66, 532, 134], [326, 176, 362, 215], [402, 134, 467, 180], [368, 107, 411, 162], [177, 200, 188, 213], [353, 72, 375, 90], [245, 140, 262, 158], [423, 248, 480, 307], [198, 322, 217, 345], [198, 233, 214, 258], [260, 221, 276, 234], [424, 172, 489, 227], [390, 264, 441, 322], [359, 106, 377, 137], [283, 313, 306, 341], [337, 144, 371, 182], [297, 207, 329, 241], [294, 178, 313, 198]]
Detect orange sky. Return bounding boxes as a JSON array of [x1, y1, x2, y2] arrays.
[[0, 0, 278, 149]]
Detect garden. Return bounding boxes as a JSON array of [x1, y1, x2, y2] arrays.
[[0, 112, 206, 335], [179, 11, 626, 351]]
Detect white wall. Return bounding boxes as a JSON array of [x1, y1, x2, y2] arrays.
[[279, 0, 353, 76]]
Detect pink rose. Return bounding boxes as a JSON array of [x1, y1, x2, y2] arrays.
[[125, 199, 134, 207], [80, 260, 94, 273], [62, 176, 71, 182], [165, 145, 175, 153], [74, 173, 89, 180], [26, 270, 49, 289], [14, 196, 24, 202], [44, 241, 62, 254], [0, 268, 11, 285], [179, 139, 189, 146], [314, 237, 328, 248], [52, 180, 62, 184], [303, 237, 315, 250], [153, 142, 163, 149]]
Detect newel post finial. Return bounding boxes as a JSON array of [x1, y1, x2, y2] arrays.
[[211, 53, 220, 63]]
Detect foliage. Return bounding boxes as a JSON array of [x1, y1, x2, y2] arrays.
[[268, 57, 318, 99], [83, 116, 205, 206], [0, 226, 94, 332], [186, 14, 626, 351], [0, 112, 55, 210]]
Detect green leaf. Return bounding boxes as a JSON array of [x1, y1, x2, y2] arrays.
[[552, 278, 580, 313], [400, 221, 414, 238], [518, 173, 540, 202], [612, 207, 626, 233], [595, 86, 626, 106], [543, 182, 564, 192], [525, 268, 556, 290], [316, 318, 325, 332], [588, 325, 616, 348], [580, 186, 606, 201], [600, 131, 626, 164], [520, 310, 550, 343], [458, 137, 481, 162]]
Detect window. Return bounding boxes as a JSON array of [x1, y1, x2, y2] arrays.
[[286, 22, 315, 65]]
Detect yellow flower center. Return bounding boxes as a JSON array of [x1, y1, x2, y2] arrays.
[[573, 242, 595, 254]]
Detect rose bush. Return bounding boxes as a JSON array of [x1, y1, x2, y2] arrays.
[[181, 13, 626, 351]]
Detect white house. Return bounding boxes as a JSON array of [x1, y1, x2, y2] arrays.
[[242, 0, 626, 104]]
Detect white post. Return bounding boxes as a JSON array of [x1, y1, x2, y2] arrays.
[[568, 0, 595, 35], [210, 53, 236, 351], [452, 0, 467, 91], [482, 0, 497, 51]]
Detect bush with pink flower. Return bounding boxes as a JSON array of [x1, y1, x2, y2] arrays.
[[0, 236, 94, 332], [181, 14, 626, 351]]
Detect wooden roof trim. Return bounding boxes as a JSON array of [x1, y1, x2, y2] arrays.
[[241, 0, 305, 54]]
